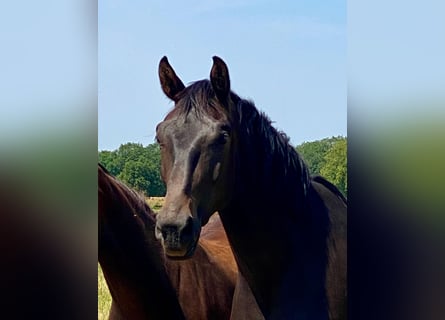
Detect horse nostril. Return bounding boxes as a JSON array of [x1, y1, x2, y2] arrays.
[[161, 225, 179, 239], [181, 217, 194, 237]]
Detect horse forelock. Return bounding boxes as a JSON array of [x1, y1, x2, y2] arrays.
[[168, 80, 227, 122]]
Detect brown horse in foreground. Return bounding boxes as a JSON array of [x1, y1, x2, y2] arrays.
[[99, 163, 254, 319], [154, 56, 347, 319]]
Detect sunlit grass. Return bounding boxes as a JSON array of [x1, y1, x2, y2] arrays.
[[98, 264, 112, 320]]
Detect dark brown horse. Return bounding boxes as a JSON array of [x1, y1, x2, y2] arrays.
[[98, 163, 241, 320], [154, 56, 347, 319]]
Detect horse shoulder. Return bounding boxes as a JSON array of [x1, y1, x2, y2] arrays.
[[311, 179, 347, 320], [230, 273, 265, 320]]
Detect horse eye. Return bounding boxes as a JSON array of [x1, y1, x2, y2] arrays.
[[221, 124, 231, 131], [216, 131, 229, 145]]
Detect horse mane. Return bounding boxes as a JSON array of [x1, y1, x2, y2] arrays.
[[233, 96, 311, 197], [98, 163, 155, 223], [98, 162, 109, 173], [312, 175, 347, 204], [170, 80, 311, 196]]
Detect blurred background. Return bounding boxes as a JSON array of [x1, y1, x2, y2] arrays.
[[0, 0, 97, 318], [349, 0, 445, 319]]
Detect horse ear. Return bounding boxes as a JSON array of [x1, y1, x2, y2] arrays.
[[158, 56, 185, 102], [210, 56, 230, 102]]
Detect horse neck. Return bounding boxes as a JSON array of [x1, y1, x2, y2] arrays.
[[98, 171, 185, 319], [99, 172, 158, 241], [225, 121, 309, 261], [231, 106, 309, 216], [219, 109, 329, 317]]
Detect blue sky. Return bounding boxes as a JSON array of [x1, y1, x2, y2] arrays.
[[98, 0, 346, 151], [0, 0, 94, 145], [348, 0, 445, 126], [1, 0, 442, 152]]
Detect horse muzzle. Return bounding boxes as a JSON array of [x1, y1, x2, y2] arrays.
[[155, 216, 200, 259]]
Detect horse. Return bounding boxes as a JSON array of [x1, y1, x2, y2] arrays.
[[98, 163, 244, 319], [154, 56, 347, 319]]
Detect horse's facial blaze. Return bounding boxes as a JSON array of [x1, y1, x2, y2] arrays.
[[155, 116, 234, 258]]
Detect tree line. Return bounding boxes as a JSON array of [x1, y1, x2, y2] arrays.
[[99, 136, 347, 197], [296, 136, 347, 196]]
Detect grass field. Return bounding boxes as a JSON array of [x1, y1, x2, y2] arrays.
[[98, 264, 112, 320], [98, 197, 165, 319]]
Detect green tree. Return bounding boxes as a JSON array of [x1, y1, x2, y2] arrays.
[[98, 142, 165, 196], [117, 160, 152, 195], [98, 150, 120, 176], [143, 144, 165, 196], [114, 143, 146, 171], [296, 136, 344, 175], [320, 139, 347, 196]]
